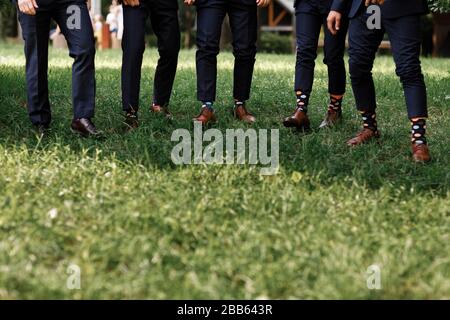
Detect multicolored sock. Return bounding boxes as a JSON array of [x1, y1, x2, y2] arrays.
[[361, 110, 378, 132], [202, 101, 214, 112], [411, 118, 427, 145], [296, 91, 309, 113], [329, 94, 343, 113]]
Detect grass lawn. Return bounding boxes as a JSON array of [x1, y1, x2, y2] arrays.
[[0, 44, 449, 299]]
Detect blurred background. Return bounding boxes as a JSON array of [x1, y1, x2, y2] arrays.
[[0, 0, 449, 56]]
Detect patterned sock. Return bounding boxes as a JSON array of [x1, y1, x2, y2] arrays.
[[126, 107, 138, 117], [296, 91, 309, 113], [328, 94, 343, 113], [234, 100, 245, 109], [202, 101, 214, 112], [361, 110, 378, 132], [411, 118, 427, 145]]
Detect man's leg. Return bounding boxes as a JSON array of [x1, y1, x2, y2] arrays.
[[347, 11, 384, 146], [193, 1, 226, 125], [384, 15, 430, 162], [319, 13, 349, 128], [53, 1, 99, 136], [18, 9, 52, 127], [149, 4, 180, 113], [121, 3, 148, 114], [283, 12, 321, 130]]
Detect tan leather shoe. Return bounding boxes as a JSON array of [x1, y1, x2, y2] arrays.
[[193, 107, 217, 126], [319, 109, 342, 129], [282, 108, 310, 131], [347, 128, 380, 146], [123, 111, 139, 131], [151, 104, 172, 119], [412, 143, 431, 163], [233, 104, 256, 123]]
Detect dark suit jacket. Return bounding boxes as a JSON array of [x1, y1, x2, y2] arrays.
[[331, 0, 429, 19]]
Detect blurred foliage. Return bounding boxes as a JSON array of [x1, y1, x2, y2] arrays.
[[428, 0, 450, 13]]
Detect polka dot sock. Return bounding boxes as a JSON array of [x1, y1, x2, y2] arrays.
[[328, 94, 343, 113], [296, 91, 309, 113], [361, 110, 378, 132], [411, 118, 427, 145]]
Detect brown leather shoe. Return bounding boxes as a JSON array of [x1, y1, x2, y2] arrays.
[[151, 104, 172, 119], [193, 107, 217, 126], [71, 118, 101, 138], [234, 104, 256, 123], [412, 143, 431, 163], [347, 128, 380, 146], [319, 109, 342, 129], [124, 111, 139, 130], [282, 108, 310, 131]]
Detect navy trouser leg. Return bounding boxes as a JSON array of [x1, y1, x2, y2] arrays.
[[322, 15, 348, 95], [384, 15, 428, 118], [348, 12, 384, 112], [150, 7, 181, 106], [121, 5, 147, 112], [18, 10, 52, 126], [53, 1, 96, 119], [228, 1, 257, 101], [294, 12, 322, 95], [195, 4, 226, 102]]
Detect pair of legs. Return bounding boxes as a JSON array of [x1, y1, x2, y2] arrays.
[[121, 0, 180, 116], [18, 0, 96, 129], [347, 9, 430, 161], [284, 8, 348, 130], [194, 0, 257, 124]]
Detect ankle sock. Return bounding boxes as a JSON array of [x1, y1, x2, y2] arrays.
[[234, 100, 245, 109], [361, 110, 378, 132], [296, 91, 309, 113], [411, 118, 427, 145], [329, 94, 343, 113], [202, 101, 214, 112]]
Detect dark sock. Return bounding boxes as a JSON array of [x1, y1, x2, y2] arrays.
[[202, 101, 214, 112], [411, 118, 427, 145], [329, 94, 343, 113], [296, 91, 309, 113], [234, 100, 245, 109], [361, 110, 378, 132]]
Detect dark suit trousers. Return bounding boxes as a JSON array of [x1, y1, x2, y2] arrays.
[[348, 11, 428, 118], [18, 1, 96, 126], [294, 11, 348, 96], [121, 3, 180, 111], [196, 0, 257, 102]]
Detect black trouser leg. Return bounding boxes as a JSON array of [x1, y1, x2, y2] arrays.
[[348, 12, 384, 113], [294, 12, 322, 95], [53, 1, 96, 119], [384, 15, 428, 118], [322, 14, 348, 95], [228, 1, 257, 102], [150, 7, 180, 106], [195, 4, 226, 102], [121, 4, 147, 112], [18, 10, 52, 126]]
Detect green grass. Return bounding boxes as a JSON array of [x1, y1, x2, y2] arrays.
[[0, 44, 449, 299]]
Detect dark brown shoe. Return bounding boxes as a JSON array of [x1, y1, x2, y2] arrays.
[[151, 104, 172, 119], [234, 104, 256, 123], [319, 109, 342, 129], [193, 107, 217, 126], [124, 111, 139, 130], [347, 128, 380, 146], [282, 108, 310, 131], [412, 143, 431, 163], [71, 118, 101, 138]]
